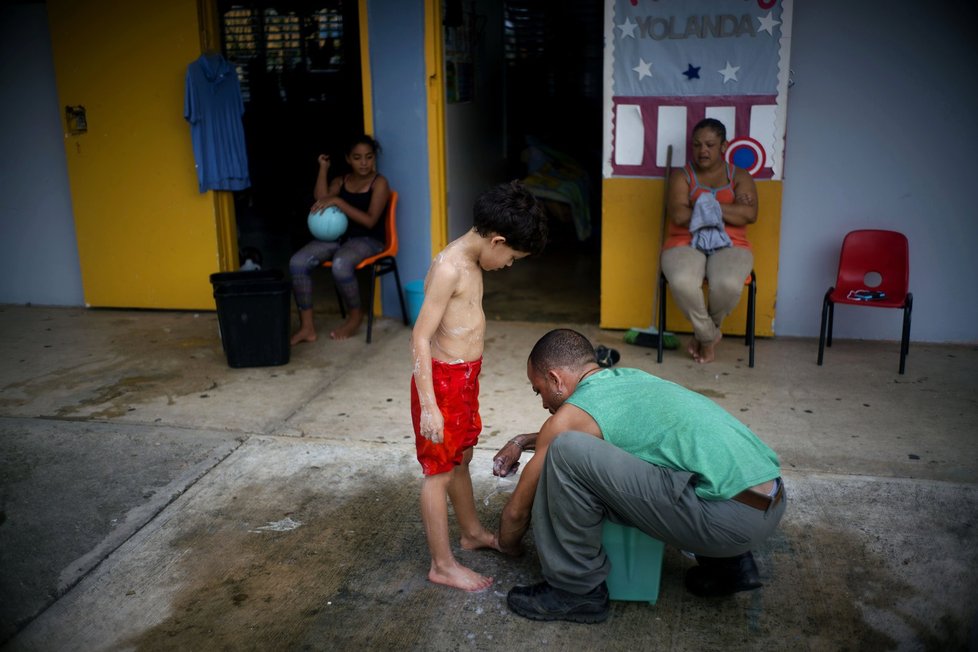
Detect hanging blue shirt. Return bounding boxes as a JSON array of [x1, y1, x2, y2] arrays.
[[184, 54, 251, 192]]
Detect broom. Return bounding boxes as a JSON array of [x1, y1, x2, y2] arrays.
[[624, 145, 679, 350]]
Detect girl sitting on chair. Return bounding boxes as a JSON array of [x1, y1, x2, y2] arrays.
[[289, 134, 391, 344]]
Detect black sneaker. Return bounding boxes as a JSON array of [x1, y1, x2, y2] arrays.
[[685, 551, 763, 597], [507, 581, 610, 623]]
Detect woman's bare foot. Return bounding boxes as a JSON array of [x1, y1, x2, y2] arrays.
[[329, 309, 364, 340], [686, 338, 701, 362], [290, 327, 317, 346], [429, 561, 493, 591], [698, 332, 723, 364], [460, 528, 496, 551]]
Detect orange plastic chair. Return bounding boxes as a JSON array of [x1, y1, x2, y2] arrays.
[[323, 191, 408, 343], [817, 229, 912, 374], [657, 270, 756, 367]]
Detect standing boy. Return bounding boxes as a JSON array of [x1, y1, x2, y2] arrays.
[[411, 181, 547, 591]]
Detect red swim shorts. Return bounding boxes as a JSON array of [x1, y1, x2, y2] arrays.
[[411, 358, 482, 476]]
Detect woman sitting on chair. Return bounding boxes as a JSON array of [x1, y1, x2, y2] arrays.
[[289, 134, 391, 344], [661, 118, 758, 364]]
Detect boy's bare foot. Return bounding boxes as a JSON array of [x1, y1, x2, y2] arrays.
[[460, 528, 496, 551], [429, 561, 494, 591], [329, 310, 364, 340], [698, 332, 723, 364], [290, 327, 317, 346], [686, 338, 701, 362]]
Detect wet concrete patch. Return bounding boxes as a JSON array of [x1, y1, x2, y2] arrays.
[[0, 308, 227, 420], [11, 436, 976, 650], [761, 475, 977, 649], [0, 306, 380, 434], [126, 474, 422, 650]]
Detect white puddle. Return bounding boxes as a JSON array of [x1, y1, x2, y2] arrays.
[[250, 516, 303, 533]]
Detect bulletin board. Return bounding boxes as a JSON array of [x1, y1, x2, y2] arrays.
[[598, 0, 793, 334], [603, 0, 793, 180]]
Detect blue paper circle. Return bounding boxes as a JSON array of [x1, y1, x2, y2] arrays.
[[725, 137, 766, 176], [731, 147, 758, 170]]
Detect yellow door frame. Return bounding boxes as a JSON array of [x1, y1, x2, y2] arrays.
[[424, 0, 448, 254], [359, 0, 374, 136], [198, 0, 238, 272]]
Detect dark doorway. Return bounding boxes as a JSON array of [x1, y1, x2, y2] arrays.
[[217, 0, 364, 272], [483, 0, 604, 324]]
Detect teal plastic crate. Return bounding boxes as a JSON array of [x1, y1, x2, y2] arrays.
[[602, 520, 665, 604]]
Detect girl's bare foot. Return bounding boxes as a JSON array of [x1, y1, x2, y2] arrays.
[[686, 338, 701, 362], [460, 527, 496, 551], [698, 332, 723, 364], [329, 310, 364, 340], [429, 561, 493, 591], [290, 327, 317, 346]]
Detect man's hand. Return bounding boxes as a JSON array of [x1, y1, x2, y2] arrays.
[[493, 436, 534, 476], [492, 443, 521, 477]]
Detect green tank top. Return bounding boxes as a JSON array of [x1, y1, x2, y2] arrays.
[[565, 368, 780, 500]]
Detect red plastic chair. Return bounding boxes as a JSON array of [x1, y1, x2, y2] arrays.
[[817, 229, 912, 374], [322, 191, 408, 343]]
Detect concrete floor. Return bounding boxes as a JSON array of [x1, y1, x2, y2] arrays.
[[1, 294, 977, 651]]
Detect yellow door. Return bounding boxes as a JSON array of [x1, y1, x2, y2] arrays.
[[424, 0, 448, 255], [47, 0, 235, 309]]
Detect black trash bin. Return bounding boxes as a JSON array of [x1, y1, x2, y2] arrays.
[[210, 271, 292, 368], [210, 269, 285, 286]]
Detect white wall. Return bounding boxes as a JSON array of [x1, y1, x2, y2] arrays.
[[444, 0, 506, 240], [778, 0, 978, 342], [0, 2, 84, 306]]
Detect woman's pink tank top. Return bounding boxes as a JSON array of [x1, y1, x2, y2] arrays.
[[664, 162, 751, 251]]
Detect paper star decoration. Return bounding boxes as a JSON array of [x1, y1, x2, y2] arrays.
[[718, 61, 740, 83], [617, 17, 638, 39], [683, 64, 701, 80], [633, 58, 653, 80], [758, 12, 780, 35]]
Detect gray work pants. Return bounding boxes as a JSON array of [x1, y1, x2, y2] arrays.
[[532, 432, 787, 594]]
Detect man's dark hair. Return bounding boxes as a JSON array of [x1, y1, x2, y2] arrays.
[[528, 328, 597, 374], [473, 180, 548, 255]]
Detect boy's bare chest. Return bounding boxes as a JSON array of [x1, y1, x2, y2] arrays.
[[436, 272, 479, 328]]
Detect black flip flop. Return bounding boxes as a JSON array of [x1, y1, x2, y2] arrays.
[[595, 345, 620, 368]]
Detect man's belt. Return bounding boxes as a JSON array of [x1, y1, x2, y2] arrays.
[[731, 479, 784, 511]]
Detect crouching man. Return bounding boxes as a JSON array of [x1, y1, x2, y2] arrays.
[[492, 328, 786, 623]]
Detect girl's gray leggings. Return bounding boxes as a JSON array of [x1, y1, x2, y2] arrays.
[[288, 237, 384, 311]]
